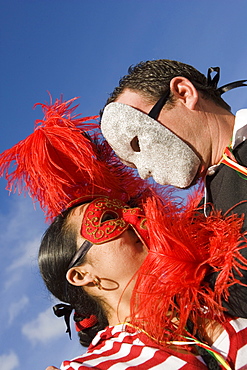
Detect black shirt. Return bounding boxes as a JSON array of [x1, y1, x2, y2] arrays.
[[206, 140, 247, 317]]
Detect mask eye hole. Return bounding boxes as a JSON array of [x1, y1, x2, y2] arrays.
[[130, 136, 140, 152], [101, 212, 119, 224]]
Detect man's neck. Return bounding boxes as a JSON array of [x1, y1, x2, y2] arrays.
[[209, 109, 235, 166]]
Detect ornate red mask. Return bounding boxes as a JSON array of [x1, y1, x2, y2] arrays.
[[81, 197, 149, 246], [67, 196, 149, 270]]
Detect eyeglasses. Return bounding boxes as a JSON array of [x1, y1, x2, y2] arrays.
[[148, 89, 170, 120]]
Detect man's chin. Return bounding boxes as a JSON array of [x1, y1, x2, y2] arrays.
[[151, 175, 191, 189], [151, 168, 204, 188]]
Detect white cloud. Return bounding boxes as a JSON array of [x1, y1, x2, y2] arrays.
[[0, 196, 43, 242], [22, 307, 65, 344], [7, 236, 41, 271], [3, 236, 41, 291], [0, 351, 19, 370], [8, 295, 29, 325], [0, 196, 45, 290]]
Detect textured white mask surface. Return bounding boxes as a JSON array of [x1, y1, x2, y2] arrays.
[[101, 102, 200, 188]]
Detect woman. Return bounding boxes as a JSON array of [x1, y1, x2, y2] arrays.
[[39, 196, 148, 346], [39, 195, 247, 370]]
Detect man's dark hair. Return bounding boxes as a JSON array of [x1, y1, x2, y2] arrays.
[[104, 59, 230, 111]]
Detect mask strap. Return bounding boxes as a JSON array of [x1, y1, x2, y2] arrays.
[[217, 79, 247, 95], [148, 89, 170, 120], [53, 303, 73, 339], [207, 66, 247, 95], [67, 240, 93, 270], [207, 67, 220, 88]]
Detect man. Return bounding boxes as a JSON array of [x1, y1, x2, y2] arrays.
[[101, 60, 247, 218], [101, 59, 247, 316]]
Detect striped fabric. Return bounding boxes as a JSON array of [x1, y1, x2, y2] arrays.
[[61, 319, 247, 369]]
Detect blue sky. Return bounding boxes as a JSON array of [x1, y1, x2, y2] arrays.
[[0, 1, 247, 369]]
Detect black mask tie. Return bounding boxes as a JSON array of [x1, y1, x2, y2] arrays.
[[218, 79, 247, 95], [207, 67, 220, 89], [207, 66, 247, 95], [53, 303, 73, 339]]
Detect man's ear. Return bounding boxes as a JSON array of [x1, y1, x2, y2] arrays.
[[66, 267, 94, 287], [170, 76, 198, 110]]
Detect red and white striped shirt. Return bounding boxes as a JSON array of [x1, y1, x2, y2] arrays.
[[61, 318, 247, 369]]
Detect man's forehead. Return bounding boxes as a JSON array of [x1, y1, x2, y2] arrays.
[[115, 89, 154, 114]]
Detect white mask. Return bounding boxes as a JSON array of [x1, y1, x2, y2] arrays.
[[101, 102, 200, 188]]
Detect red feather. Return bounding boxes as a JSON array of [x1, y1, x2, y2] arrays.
[[0, 96, 150, 220], [130, 194, 247, 343]]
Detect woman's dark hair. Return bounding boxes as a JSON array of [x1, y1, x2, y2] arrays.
[[103, 59, 231, 111], [38, 207, 108, 347]]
